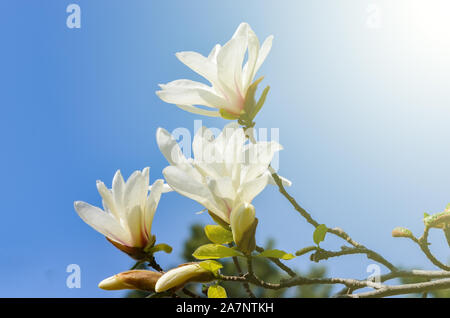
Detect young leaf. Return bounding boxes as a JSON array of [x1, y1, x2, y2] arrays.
[[207, 285, 227, 298], [147, 243, 172, 254], [313, 224, 328, 245], [199, 260, 223, 275], [204, 225, 233, 244], [256, 249, 295, 260], [193, 244, 244, 260]]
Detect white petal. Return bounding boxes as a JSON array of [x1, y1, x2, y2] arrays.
[[224, 127, 246, 165], [149, 183, 173, 193], [192, 126, 215, 160], [242, 27, 260, 90], [126, 205, 145, 247], [245, 141, 283, 167], [238, 174, 270, 203], [241, 164, 267, 184], [144, 179, 164, 237], [208, 177, 236, 201], [112, 170, 125, 213], [162, 166, 226, 221], [214, 122, 240, 156], [96, 181, 119, 218], [156, 128, 189, 165], [124, 170, 148, 211], [74, 201, 131, 245], [176, 51, 218, 84], [175, 104, 220, 117], [254, 35, 273, 75], [232, 22, 250, 39], [157, 80, 227, 109], [208, 44, 221, 62], [216, 36, 248, 108]]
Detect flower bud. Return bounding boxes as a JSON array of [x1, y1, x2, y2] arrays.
[[391, 227, 414, 239], [98, 270, 162, 292], [230, 203, 258, 254], [423, 211, 450, 229], [155, 263, 215, 293]]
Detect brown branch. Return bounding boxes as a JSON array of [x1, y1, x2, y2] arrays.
[[417, 227, 450, 271], [348, 278, 450, 298], [221, 267, 450, 298]]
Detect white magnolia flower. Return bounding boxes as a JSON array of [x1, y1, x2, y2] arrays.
[[156, 122, 290, 224], [156, 22, 273, 118], [74, 168, 164, 249]]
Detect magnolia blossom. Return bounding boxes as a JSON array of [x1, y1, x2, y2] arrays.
[[74, 168, 164, 249], [156, 22, 273, 118], [156, 122, 290, 225]]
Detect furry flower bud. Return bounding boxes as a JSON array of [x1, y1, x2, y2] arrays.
[[155, 263, 215, 293], [98, 270, 162, 292], [230, 203, 258, 254]]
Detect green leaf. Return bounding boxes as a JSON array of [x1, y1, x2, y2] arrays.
[[256, 249, 295, 260], [146, 243, 172, 254], [446, 203, 450, 211], [313, 224, 328, 246], [207, 285, 227, 298], [193, 244, 244, 260], [250, 86, 270, 119], [204, 225, 233, 244], [199, 260, 223, 275]]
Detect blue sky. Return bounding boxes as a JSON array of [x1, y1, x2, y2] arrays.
[[1, 1, 449, 297]]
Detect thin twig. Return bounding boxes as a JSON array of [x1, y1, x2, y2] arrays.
[[228, 243, 256, 298], [417, 228, 450, 271], [182, 288, 201, 298], [271, 171, 397, 272], [347, 278, 450, 298]]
